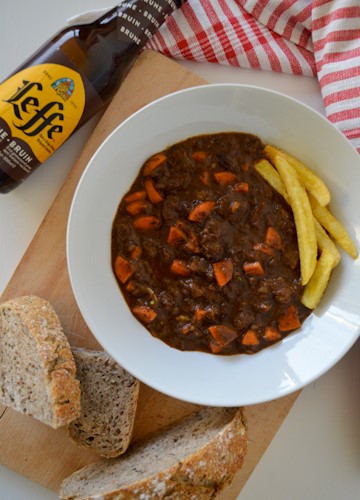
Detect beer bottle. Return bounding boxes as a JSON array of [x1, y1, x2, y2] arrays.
[[0, 0, 184, 193]]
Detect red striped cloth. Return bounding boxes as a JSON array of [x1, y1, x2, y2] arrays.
[[146, 0, 360, 153]]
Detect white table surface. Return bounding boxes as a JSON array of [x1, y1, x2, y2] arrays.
[[1, 1, 359, 499]]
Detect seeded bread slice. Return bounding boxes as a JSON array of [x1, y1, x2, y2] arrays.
[[0, 295, 80, 428], [68, 348, 140, 458], [60, 406, 247, 499]]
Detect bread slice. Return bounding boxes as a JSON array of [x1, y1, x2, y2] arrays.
[[0, 295, 80, 428], [60, 406, 247, 499], [68, 348, 140, 458]]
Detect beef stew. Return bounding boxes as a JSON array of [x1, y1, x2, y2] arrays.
[[111, 133, 311, 355]]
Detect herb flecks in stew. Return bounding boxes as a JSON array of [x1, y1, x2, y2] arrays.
[[111, 133, 311, 355]]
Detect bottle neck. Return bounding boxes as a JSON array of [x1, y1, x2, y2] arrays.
[[113, 0, 185, 48]]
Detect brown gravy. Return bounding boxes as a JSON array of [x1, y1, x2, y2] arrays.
[[111, 133, 311, 355]]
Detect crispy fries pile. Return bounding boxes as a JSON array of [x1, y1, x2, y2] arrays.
[[255, 146, 358, 310]]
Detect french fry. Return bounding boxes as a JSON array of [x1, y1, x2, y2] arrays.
[[265, 145, 331, 207], [259, 144, 357, 310], [301, 249, 335, 309], [272, 155, 317, 285], [254, 159, 290, 203], [309, 195, 358, 259], [314, 218, 341, 268]]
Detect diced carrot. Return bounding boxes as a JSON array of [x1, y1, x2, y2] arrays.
[[278, 305, 301, 331], [214, 171, 238, 185], [210, 341, 223, 354], [144, 178, 163, 204], [188, 201, 216, 222], [265, 227, 282, 249], [233, 182, 249, 193], [143, 153, 167, 175], [264, 326, 281, 342], [114, 255, 134, 283], [132, 305, 157, 324], [124, 190, 147, 203], [170, 259, 191, 277], [253, 242, 274, 256], [242, 329, 260, 346], [192, 151, 208, 162], [129, 245, 142, 259], [199, 170, 211, 186], [208, 325, 237, 346], [125, 200, 150, 216], [243, 261, 264, 276], [133, 215, 161, 231], [167, 226, 187, 245], [212, 259, 234, 287], [194, 307, 207, 321]]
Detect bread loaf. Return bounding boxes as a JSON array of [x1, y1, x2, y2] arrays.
[[60, 406, 247, 499], [0, 295, 80, 428], [68, 348, 140, 458]]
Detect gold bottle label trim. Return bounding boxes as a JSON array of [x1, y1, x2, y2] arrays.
[[0, 63, 85, 180]]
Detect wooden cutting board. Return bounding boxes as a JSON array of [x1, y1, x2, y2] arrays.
[[0, 51, 299, 498]]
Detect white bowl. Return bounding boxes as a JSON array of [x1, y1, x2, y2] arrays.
[[67, 84, 360, 406]]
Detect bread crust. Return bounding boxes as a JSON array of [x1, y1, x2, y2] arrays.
[[0, 296, 81, 428], [60, 407, 247, 499]]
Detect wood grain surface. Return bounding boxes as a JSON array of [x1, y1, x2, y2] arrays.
[[0, 50, 299, 497]]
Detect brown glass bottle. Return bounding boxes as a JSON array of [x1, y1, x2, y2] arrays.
[[0, 0, 184, 193]]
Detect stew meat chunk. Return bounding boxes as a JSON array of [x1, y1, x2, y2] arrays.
[[111, 133, 311, 355]]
